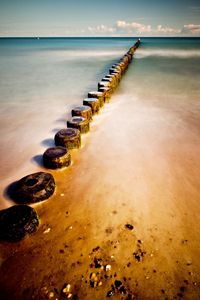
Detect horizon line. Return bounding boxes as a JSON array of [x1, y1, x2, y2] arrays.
[[0, 36, 200, 38]]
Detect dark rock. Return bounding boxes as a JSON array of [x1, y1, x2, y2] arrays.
[[119, 286, 127, 294], [133, 249, 146, 262], [125, 224, 134, 230], [94, 257, 103, 268], [92, 246, 100, 252], [114, 280, 122, 288], [134, 254, 141, 262]]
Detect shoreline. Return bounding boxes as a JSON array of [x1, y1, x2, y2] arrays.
[[0, 86, 200, 298], [0, 39, 200, 299]]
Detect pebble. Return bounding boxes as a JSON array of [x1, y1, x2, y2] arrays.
[[105, 264, 112, 271], [114, 280, 122, 288], [91, 273, 98, 281], [48, 292, 54, 298], [63, 284, 71, 293], [94, 257, 103, 268], [125, 224, 134, 230], [92, 246, 100, 252], [188, 271, 193, 276], [119, 286, 126, 294], [43, 228, 51, 234], [106, 290, 115, 297]]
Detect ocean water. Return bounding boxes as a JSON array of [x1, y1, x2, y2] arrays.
[[0, 37, 200, 207]]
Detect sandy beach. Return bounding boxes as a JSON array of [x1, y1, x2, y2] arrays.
[[0, 54, 200, 300]]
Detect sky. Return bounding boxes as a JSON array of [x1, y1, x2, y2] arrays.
[[0, 0, 200, 37]]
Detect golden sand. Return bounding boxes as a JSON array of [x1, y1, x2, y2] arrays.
[[0, 80, 200, 299]]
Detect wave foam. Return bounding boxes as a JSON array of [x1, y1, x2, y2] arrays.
[[46, 49, 125, 59], [135, 49, 200, 58]]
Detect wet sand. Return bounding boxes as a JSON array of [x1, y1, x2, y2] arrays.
[[0, 69, 200, 299]]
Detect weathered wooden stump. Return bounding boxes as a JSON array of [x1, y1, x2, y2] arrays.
[[43, 146, 71, 169], [67, 116, 90, 134], [71, 105, 92, 121], [13, 172, 55, 204], [101, 77, 116, 89], [0, 205, 39, 242], [88, 91, 104, 107], [98, 80, 112, 92], [120, 56, 129, 66], [113, 63, 126, 74], [112, 64, 122, 73], [83, 98, 100, 114], [109, 68, 121, 81], [55, 128, 81, 149], [105, 74, 118, 87], [98, 87, 111, 102]]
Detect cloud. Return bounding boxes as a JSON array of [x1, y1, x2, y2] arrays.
[[181, 24, 200, 35], [116, 20, 151, 34], [86, 20, 200, 37], [156, 25, 181, 34], [1, 19, 200, 37], [88, 24, 116, 34]]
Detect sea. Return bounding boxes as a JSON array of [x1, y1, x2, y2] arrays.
[[0, 37, 200, 208]]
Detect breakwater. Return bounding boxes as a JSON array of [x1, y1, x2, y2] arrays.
[[0, 39, 141, 242]]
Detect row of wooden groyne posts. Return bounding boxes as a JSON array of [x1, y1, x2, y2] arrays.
[[0, 39, 141, 242]]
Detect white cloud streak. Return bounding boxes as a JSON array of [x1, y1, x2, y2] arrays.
[[88, 24, 116, 34], [1, 20, 200, 37], [181, 24, 200, 35], [116, 20, 151, 33], [156, 25, 181, 34], [86, 20, 200, 37]]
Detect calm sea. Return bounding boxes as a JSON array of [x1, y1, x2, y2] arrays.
[[0, 37, 200, 206]]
